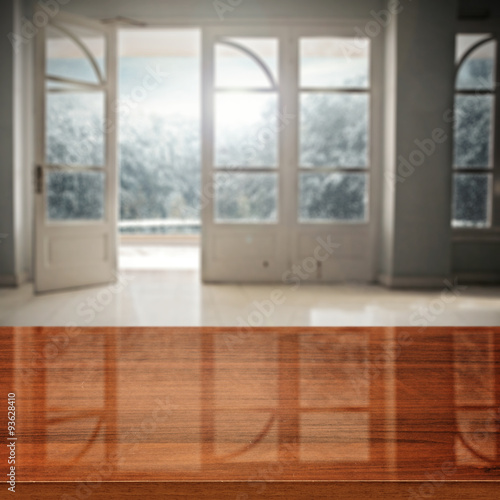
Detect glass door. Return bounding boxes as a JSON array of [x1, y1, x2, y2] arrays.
[[288, 27, 379, 283], [202, 25, 380, 283], [35, 11, 118, 292], [202, 27, 290, 282]]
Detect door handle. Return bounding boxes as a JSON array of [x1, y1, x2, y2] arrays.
[[35, 165, 43, 194]]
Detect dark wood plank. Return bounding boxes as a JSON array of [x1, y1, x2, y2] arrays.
[[11, 481, 500, 499]]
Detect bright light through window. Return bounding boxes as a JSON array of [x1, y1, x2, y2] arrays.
[[118, 29, 201, 235]]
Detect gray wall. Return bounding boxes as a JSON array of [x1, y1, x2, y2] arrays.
[[0, 0, 32, 286], [459, 0, 500, 17], [453, 242, 500, 279], [0, 1, 17, 285]]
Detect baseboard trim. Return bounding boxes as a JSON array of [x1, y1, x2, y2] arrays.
[[378, 274, 449, 288], [0, 271, 28, 287], [454, 272, 500, 284], [0, 275, 18, 287]]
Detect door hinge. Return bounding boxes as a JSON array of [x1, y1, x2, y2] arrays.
[[35, 165, 43, 194]]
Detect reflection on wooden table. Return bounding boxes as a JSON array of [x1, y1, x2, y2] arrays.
[[1, 327, 499, 497]]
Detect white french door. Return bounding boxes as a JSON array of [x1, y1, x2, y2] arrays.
[[202, 27, 290, 282], [35, 11, 118, 293], [202, 25, 381, 283]]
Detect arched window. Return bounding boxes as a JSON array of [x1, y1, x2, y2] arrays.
[[452, 34, 497, 228]]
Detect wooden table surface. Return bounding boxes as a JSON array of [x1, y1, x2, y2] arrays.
[[1, 327, 499, 498]]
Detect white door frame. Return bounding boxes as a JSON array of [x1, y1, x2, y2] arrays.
[[34, 10, 118, 293]]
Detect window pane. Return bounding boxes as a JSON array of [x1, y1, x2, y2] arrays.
[[215, 173, 277, 222], [46, 24, 105, 84], [456, 34, 490, 62], [456, 36, 496, 90], [47, 171, 105, 221], [454, 95, 493, 168], [452, 174, 490, 228], [300, 93, 369, 168], [299, 173, 367, 222], [300, 37, 369, 88], [216, 38, 278, 89], [215, 93, 278, 167], [46, 92, 105, 167]]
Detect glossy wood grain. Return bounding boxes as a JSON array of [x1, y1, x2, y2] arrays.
[[1, 327, 499, 498]]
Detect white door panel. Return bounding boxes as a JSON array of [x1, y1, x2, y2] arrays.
[[35, 11, 118, 293], [203, 226, 289, 282], [201, 27, 289, 283]]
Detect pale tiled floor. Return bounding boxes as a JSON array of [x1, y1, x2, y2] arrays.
[[0, 245, 499, 327], [119, 243, 200, 271]]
